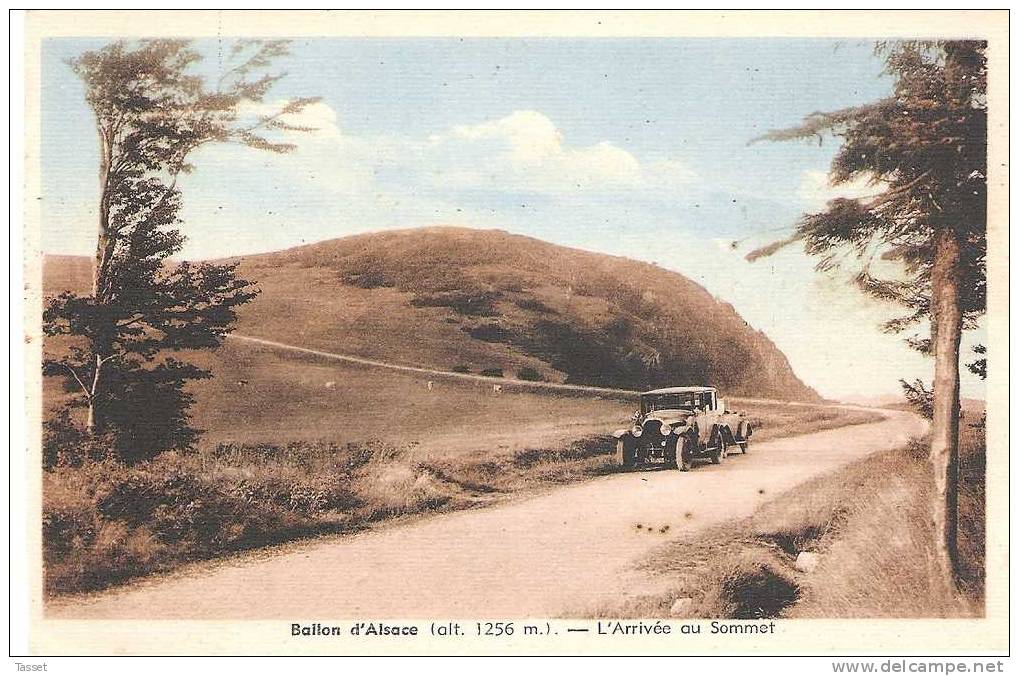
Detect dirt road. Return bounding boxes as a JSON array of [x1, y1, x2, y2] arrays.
[[49, 409, 924, 619]]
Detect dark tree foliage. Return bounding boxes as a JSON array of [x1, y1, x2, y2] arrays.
[[754, 41, 986, 350], [900, 378, 935, 420], [44, 40, 317, 461], [966, 344, 987, 380], [754, 40, 987, 582]]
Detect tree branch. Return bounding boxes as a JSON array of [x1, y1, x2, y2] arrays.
[[59, 363, 93, 400]]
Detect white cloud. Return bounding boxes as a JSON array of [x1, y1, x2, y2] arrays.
[[196, 100, 379, 194], [237, 99, 343, 140], [221, 105, 698, 199], [453, 110, 563, 164], [172, 104, 705, 259], [646, 158, 698, 185], [440, 110, 694, 194]]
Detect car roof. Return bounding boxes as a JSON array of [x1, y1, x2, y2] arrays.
[[641, 386, 715, 395]]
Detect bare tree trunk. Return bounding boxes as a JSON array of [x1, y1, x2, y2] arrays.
[[85, 353, 104, 436], [88, 230, 112, 437], [86, 398, 97, 435], [93, 133, 114, 300], [929, 227, 963, 584], [87, 135, 113, 436]]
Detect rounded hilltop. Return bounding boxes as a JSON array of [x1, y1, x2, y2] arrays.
[[229, 225, 819, 400]]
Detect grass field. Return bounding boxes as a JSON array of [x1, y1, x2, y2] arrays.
[[589, 412, 986, 619], [186, 339, 634, 454], [43, 338, 880, 596]]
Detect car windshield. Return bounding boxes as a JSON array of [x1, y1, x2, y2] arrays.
[[642, 393, 700, 413]]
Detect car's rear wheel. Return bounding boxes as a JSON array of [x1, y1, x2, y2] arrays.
[[710, 429, 726, 464], [738, 423, 752, 454]]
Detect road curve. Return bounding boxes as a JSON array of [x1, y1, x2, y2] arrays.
[[48, 409, 925, 619]]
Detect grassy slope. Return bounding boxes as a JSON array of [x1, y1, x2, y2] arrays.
[[42, 227, 826, 457], [185, 339, 633, 454], [223, 227, 819, 398], [186, 340, 866, 455], [42, 227, 824, 456], [45, 226, 818, 400], [591, 414, 985, 619]]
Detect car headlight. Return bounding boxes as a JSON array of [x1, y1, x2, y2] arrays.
[[631, 424, 643, 437], [661, 424, 673, 435]]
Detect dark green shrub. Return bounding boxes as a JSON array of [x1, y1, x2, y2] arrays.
[[467, 323, 513, 343], [337, 253, 396, 288], [480, 368, 504, 378], [410, 290, 500, 316], [91, 468, 314, 552], [43, 500, 99, 558], [42, 410, 115, 468], [513, 297, 557, 314], [343, 269, 394, 289], [41, 438, 428, 595], [516, 367, 543, 381], [451, 364, 471, 373]]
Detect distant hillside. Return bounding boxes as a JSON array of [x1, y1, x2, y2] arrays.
[[42, 227, 820, 400]]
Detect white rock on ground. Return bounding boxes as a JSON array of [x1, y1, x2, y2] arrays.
[[794, 551, 820, 573], [669, 597, 695, 617]]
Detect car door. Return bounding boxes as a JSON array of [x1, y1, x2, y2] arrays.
[[698, 391, 724, 446]]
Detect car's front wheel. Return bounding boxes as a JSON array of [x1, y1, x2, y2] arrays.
[[664, 437, 679, 469], [679, 435, 695, 471]]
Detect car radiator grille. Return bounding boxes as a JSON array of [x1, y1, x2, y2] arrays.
[[640, 420, 669, 451]]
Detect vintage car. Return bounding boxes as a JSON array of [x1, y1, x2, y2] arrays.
[[613, 386, 753, 471]]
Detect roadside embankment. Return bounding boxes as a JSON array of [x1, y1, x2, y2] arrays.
[[591, 418, 985, 619]]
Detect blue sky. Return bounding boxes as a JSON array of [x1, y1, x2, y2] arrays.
[[40, 37, 986, 400]]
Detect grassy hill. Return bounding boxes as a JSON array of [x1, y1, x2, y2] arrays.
[[42, 226, 820, 448], [217, 226, 818, 399]]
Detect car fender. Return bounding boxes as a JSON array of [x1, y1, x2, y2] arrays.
[[693, 414, 714, 445], [612, 428, 631, 440], [719, 413, 745, 438], [669, 423, 692, 437], [740, 419, 753, 440], [708, 421, 734, 446]]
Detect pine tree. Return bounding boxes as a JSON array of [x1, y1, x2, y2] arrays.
[[754, 41, 986, 582], [44, 39, 318, 461]]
